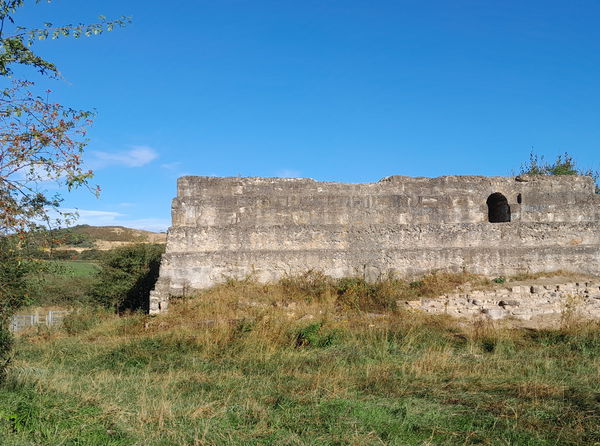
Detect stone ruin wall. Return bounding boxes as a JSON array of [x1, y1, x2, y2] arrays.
[[150, 174, 600, 314], [406, 280, 600, 326]]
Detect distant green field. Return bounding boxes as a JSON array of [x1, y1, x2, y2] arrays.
[[51, 260, 101, 277]]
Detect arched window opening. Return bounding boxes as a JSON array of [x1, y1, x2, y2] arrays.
[[517, 193, 522, 204], [487, 193, 511, 223]]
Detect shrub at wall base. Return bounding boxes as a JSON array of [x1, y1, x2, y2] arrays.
[[93, 244, 164, 313]]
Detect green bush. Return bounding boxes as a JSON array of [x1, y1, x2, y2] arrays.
[[294, 323, 339, 348], [520, 152, 599, 193], [92, 244, 164, 313], [0, 237, 44, 382], [0, 238, 39, 316], [78, 249, 103, 261], [0, 326, 13, 383]]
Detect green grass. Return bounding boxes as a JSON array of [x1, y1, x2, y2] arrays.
[[52, 260, 101, 277], [2, 279, 600, 445]]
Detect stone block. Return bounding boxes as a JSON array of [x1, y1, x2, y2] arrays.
[[483, 308, 506, 320]]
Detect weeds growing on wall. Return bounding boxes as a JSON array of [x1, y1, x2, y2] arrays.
[[520, 151, 600, 193]]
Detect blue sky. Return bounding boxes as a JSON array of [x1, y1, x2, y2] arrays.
[[9, 0, 600, 231]]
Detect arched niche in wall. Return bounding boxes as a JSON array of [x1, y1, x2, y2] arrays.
[[487, 193, 511, 223]]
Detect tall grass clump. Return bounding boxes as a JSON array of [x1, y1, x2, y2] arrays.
[[279, 270, 334, 303], [278, 270, 491, 312]]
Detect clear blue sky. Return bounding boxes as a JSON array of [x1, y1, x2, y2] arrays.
[[9, 0, 600, 231]]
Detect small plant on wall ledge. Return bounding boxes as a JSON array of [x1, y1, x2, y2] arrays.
[[520, 152, 599, 193]]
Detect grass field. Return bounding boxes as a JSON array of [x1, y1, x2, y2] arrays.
[[1, 277, 599, 445], [51, 260, 101, 277]]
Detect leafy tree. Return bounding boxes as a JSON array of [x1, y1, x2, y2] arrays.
[[1, 0, 130, 78], [0, 237, 37, 319], [520, 152, 599, 193], [0, 80, 96, 234], [1, 2, 130, 234], [0, 0, 129, 381]]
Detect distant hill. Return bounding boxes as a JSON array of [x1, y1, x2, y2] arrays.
[[49, 225, 166, 251]]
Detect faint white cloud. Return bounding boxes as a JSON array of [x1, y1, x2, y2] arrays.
[[160, 162, 182, 170], [62, 209, 125, 226], [117, 218, 170, 232], [160, 162, 198, 179], [91, 145, 159, 168], [276, 169, 301, 178]]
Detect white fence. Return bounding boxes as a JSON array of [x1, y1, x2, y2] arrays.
[[10, 310, 70, 332]]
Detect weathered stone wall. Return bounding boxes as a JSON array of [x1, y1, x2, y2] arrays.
[[405, 281, 600, 327], [150, 175, 600, 313]]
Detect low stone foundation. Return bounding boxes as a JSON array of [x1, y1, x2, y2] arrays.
[[403, 281, 600, 325]]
